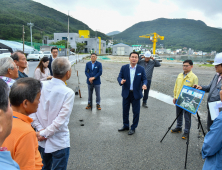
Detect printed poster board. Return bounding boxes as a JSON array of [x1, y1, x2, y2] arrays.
[[176, 85, 205, 115]]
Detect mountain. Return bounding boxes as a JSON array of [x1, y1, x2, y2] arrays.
[[114, 18, 222, 52], [106, 31, 121, 36], [0, 0, 110, 45]]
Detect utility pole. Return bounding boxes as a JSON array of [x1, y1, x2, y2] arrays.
[[67, 11, 70, 58], [22, 25, 25, 52], [27, 22, 34, 47]]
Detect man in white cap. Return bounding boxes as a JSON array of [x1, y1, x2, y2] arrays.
[[138, 51, 161, 108], [194, 53, 222, 131]]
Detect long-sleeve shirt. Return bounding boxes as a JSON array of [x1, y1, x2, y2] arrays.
[[202, 111, 222, 170], [137, 56, 161, 80], [30, 78, 75, 153], [201, 73, 221, 102], [173, 70, 198, 99], [34, 68, 50, 81], [2, 111, 43, 170]]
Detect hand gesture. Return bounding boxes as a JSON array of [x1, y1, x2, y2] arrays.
[[193, 84, 202, 90], [150, 56, 154, 60], [142, 85, 147, 90], [121, 79, 126, 84]]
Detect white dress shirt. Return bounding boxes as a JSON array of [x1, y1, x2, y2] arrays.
[[129, 64, 137, 90], [30, 78, 75, 153]]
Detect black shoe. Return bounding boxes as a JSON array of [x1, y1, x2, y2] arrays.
[[171, 128, 182, 133], [128, 129, 135, 135], [182, 133, 188, 140], [142, 103, 148, 108], [118, 127, 129, 131]]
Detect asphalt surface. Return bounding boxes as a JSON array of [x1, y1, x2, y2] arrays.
[[66, 61, 205, 170]]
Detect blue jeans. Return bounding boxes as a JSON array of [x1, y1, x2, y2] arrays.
[[88, 84, 100, 105], [143, 80, 151, 104], [39, 146, 70, 170]]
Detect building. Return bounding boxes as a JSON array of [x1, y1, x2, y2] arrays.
[[77, 37, 106, 54], [132, 45, 142, 52], [47, 33, 79, 49], [112, 43, 133, 56], [47, 31, 106, 54]]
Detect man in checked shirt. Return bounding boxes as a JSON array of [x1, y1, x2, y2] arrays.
[[138, 51, 161, 108]]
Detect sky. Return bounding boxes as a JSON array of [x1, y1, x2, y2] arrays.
[[33, 0, 222, 34]]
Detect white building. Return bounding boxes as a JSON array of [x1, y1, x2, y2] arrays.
[[112, 43, 133, 56]]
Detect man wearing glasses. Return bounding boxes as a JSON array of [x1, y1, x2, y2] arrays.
[[48, 47, 59, 76], [171, 60, 198, 139], [194, 53, 222, 131], [85, 53, 102, 110]]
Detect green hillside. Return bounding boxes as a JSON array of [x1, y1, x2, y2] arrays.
[[114, 18, 222, 52], [0, 0, 110, 47]]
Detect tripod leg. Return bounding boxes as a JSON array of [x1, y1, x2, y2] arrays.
[[184, 130, 190, 169], [196, 112, 205, 137], [160, 109, 183, 143]]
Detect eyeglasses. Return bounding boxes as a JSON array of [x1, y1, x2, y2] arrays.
[[183, 65, 190, 67]]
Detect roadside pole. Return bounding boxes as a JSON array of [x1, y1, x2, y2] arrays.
[[22, 25, 25, 52]]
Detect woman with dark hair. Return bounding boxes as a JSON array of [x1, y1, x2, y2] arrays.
[[34, 57, 53, 81]]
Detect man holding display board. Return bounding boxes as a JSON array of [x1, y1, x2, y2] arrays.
[[171, 60, 198, 139]]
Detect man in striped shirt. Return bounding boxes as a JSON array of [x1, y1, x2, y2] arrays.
[[138, 51, 161, 108]]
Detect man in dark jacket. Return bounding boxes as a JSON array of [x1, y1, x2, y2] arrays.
[[138, 51, 161, 108], [194, 53, 222, 131], [85, 53, 102, 110], [48, 47, 58, 76], [117, 52, 147, 135]]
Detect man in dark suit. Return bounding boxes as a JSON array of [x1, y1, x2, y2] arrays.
[[48, 47, 58, 76], [117, 52, 147, 135], [85, 53, 103, 110]]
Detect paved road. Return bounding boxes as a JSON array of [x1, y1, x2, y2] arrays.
[[27, 54, 89, 77], [66, 61, 205, 170]]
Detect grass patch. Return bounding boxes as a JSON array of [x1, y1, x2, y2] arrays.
[[197, 64, 214, 67]]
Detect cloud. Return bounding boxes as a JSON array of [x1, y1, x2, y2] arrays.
[[171, 0, 222, 17]]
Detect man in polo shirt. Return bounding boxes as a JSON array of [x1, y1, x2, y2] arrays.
[[11, 51, 28, 79], [0, 79, 20, 170], [171, 60, 198, 139], [2, 78, 43, 169]]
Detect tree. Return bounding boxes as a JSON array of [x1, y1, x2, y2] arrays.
[[50, 40, 71, 48], [76, 42, 86, 53]]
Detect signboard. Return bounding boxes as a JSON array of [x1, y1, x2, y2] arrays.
[[176, 86, 205, 115]]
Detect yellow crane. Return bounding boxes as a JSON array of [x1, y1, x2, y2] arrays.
[[139, 32, 164, 55]]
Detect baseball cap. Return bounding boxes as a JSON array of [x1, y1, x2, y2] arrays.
[[212, 53, 222, 65], [144, 51, 151, 58]]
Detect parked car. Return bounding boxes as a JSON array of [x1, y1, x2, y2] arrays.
[[0, 49, 11, 59], [27, 51, 44, 61], [42, 51, 52, 58], [70, 51, 75, 55]]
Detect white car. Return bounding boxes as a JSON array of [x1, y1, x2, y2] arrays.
[[42, 51, 52, 58], [0, 49, 11, 59], [70, 51, 75, 55], [27, 51, 44, 61]]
